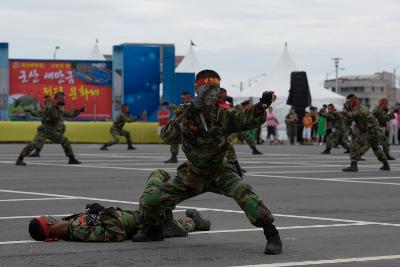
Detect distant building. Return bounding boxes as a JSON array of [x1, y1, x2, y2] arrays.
[[324, 71, 399, 109]]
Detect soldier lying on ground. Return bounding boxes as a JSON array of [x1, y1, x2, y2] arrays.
[[29, 206, 210, 242]]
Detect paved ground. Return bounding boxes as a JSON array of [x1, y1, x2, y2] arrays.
[[0, 143, 399, 267]]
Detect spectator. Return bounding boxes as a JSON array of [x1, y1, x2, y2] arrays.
[[157, 103, 170, 136], [316, 108, 327, 146], [310, 106, 319, 143], [285, 108, 298, 145], [388, 107, 399, 145], [266, 107, 279, 143], [302, 111, 313, 144]]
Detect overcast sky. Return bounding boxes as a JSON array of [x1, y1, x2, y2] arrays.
[[1, 0, 400, 91]]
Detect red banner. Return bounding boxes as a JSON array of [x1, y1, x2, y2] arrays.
[[9, 60, 112, 120]]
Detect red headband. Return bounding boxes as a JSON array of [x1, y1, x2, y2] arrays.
[[195, 77, 220, 88], [37, 216, 58, 242]]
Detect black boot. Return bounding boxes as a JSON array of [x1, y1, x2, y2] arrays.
[[264, 225, 282, 255], [132, 224, 165, 242], [386, 154, 395, 160], [251, 146, 262, 155], [380, 160, 390, 171], [127, 145, 136, 150], [343, 149, 350, 154], [321, 148, 331, 154], [163, 209, 188, 238], [185, 209, 211, 231], [342, 160, 358, 172], [164, 153, 178, 163], [100, 145, 109, 151], [68, 156, 81, 165], [15, 155, 26, 166], [30, 150, 40, 157]]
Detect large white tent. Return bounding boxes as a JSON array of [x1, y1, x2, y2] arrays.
[[175, 45, 201, 73], [232, 44, 345, 139], [88, 39, 105, 60]]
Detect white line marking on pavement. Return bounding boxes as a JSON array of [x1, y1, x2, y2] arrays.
[[190, 222, 373, 235], [246, 173, 400, 186], [1, 188, 400, 227], [230, 254, 400, 267], [0, 214, 72, 220], [0, 240, 39, 245], [0, 197, 75, 202]]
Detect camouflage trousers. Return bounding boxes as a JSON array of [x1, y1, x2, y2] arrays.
[[326, 128, 349, 150], [226, 135, 237, 162], [20, 126, 74, 157], [350, 130, 386, 162], [170, 144, 180, 155], [232, 131, 256, 148], [139, 163, 274, 228], [358, 128, 390, 158], [105, 128, 132, 146]]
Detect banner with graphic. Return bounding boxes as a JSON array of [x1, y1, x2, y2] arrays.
[[9, 60, 112, 120]]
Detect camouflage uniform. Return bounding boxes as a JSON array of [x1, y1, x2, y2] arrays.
[[349, 107, 386, 162], [140, 104, 275, 229], [19, 105, 82, 158], [65, 170, 196, 242], [104, 112, 134, 147], [319, 110, 349, 151], [372, 107, 392, 156]]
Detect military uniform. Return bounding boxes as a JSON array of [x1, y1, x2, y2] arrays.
[[17, 104, 82, 165], [102, 112, 135, 150], [140, 103, 275, 232], [164, 104, 188, 163], [372, 107, 392, 158], [343, 106, 389, 171], [319, 110, 350, 153]]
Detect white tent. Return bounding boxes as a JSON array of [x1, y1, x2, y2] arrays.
[[175, 45, 201, 73], [88, 39, 105, 60], [233, 44, 345, 139]]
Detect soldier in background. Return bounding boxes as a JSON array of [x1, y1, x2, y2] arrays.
[[372, 98, 395, 160], [343, 98, 390, 172], [164, 91, 192, 163], [16, 92, 84, 166], [100, 104, 136, 151], [320, 104, 350, 154], [233, 100, 263, 155]]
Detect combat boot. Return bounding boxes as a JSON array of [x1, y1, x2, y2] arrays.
[[185, 209, 211, 231], [30, 150, 40, 157], [264, 225, 282, 255], [127, 145, 136, 150], [132, 224, 165, 242], [343, 149, 350, 154], [100, 145, 109, 151], [380, 160, 390, 171], [68, 156, 81, 165], [163, 209, 188, 237], [386, 154, 395, 160], [342, 160, 358, 172], [164, 153, 178, 163], [251, 146, 263, 155], [321, 148, 331, 154], [15, 155, 26, 166]]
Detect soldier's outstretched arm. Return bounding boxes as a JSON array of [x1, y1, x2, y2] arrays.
[[63, 107, 85, 118], [318, 111, 334, 120], [160, 119, 182, 145], [227, 91, 275, 133]]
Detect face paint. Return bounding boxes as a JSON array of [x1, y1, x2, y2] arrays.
[[203, 87, 219, 107]]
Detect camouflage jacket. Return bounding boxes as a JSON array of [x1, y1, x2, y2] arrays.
[[319, 110, 346, 130], [347, 107, 380, 134], [372, 107, 393, 128], [112, 112, 134, 131], [39, 105, 81, 131], [161, 104, 266, 174], [65, 209, 141, 242]]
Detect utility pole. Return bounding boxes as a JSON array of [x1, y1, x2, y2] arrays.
[[331, 57, 342, 92]]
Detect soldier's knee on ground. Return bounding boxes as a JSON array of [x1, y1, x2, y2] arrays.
[[147, 169, 171, 183]]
